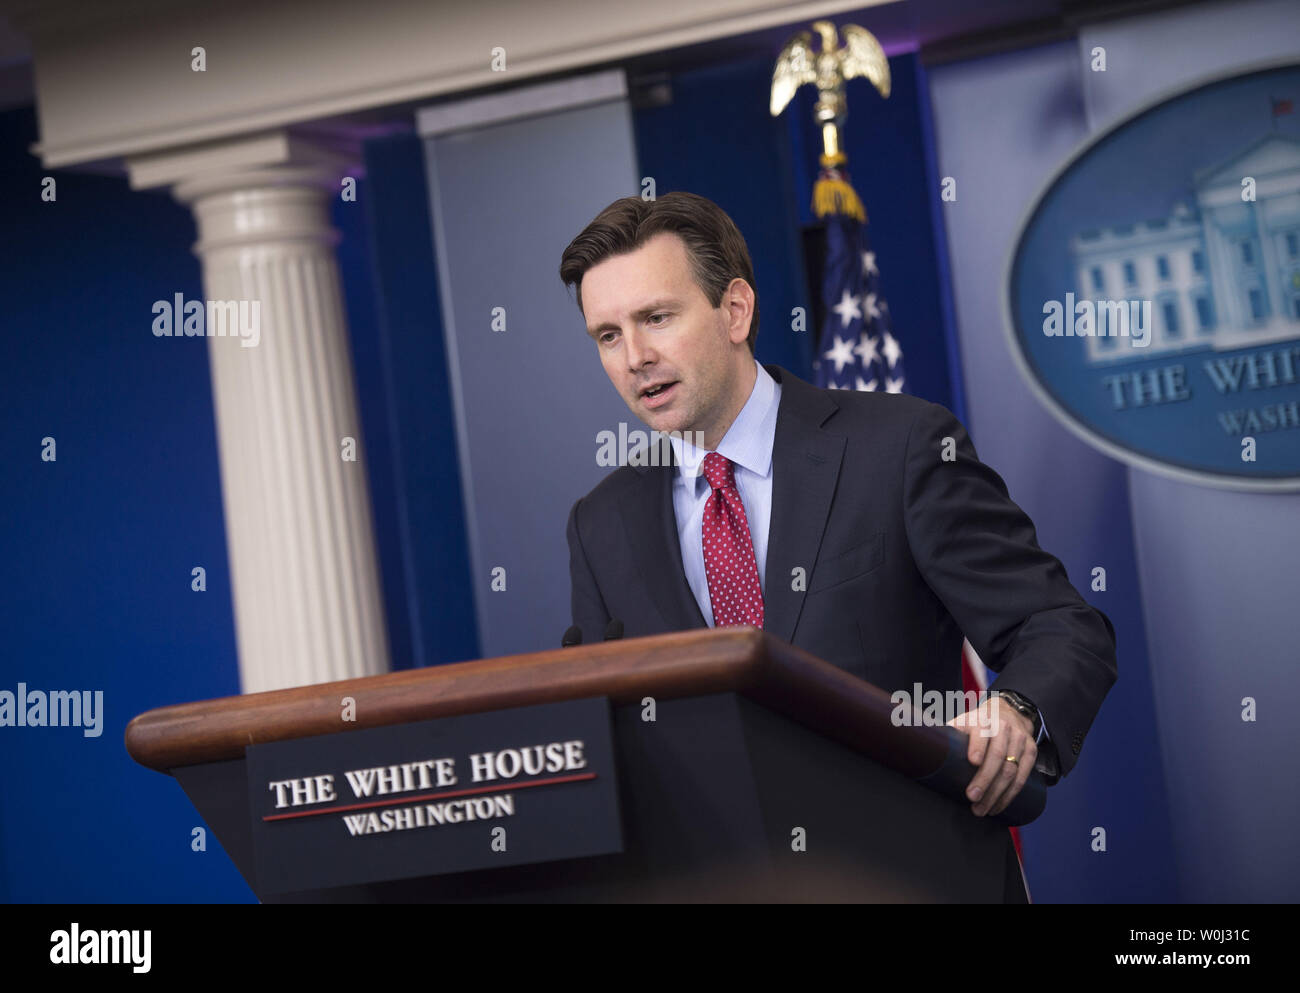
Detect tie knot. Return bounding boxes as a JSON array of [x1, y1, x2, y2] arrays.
[[702, 452, 735, 491]]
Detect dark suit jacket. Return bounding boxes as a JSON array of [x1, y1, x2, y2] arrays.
[[566, 364, 1117, 782]]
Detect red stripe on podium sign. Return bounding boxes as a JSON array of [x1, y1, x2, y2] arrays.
[[262, 771, 598, 821]]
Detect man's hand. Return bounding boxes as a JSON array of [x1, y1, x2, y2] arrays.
[[946, 695, 1037, 817]]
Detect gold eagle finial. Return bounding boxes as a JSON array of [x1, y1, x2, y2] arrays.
[[770, 20, 890, 169]]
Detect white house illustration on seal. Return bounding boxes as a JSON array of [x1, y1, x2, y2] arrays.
[[1070, 133, 1300, 364]]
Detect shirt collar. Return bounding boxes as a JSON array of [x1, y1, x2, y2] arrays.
[[669, 360, 780, 482]]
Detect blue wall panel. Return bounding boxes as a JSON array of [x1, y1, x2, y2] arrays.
[[0, 106, 253, 901], [356, 133, 479, 670], [632, 58, 814, 382]]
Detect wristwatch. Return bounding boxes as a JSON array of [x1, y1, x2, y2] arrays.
[[991, 689, 1042, 738]]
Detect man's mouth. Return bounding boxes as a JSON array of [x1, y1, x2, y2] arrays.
[[640, 381, 679, 407]]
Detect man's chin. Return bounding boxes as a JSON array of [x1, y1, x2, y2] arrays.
[[629, 401, 680, 433], [643, 412, 688, 437]]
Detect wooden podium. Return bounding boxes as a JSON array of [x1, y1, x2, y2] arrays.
[[125, 627, 1042, 902]]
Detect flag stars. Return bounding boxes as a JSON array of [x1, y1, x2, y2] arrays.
[[823, 334, 857, 374], [882, 331, 903, 369], [832, 289, 862, 328], [816, 225, 905, 395], [854, 333, 879, 367]]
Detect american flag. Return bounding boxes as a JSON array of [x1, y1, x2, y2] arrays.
[[810, 168, 1029, 900], [812, 183, 906, 394]]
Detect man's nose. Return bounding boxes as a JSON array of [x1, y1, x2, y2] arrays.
[[623, 326, 656, 371]]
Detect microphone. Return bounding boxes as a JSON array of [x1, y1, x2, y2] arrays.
[[561, 625, 583, 647], [603, 619, 624, 641]]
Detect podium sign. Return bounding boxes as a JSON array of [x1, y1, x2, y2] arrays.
[[246, 697, 622, 894]]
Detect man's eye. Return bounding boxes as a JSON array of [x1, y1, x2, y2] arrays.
[[599, 332, 618, 345], [648, 313, 669, 326]]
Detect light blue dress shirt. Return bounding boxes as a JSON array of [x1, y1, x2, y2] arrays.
[[668, 359, 780, 629]]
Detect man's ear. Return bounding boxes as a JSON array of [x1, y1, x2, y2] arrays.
[[722, 277, 755, 346]]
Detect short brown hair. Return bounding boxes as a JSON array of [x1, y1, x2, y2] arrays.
[[559, 191, 759, 352]]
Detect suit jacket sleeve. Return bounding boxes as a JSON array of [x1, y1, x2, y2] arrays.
[[902, 401, 1117, 783], [566, 496, 612, 645]]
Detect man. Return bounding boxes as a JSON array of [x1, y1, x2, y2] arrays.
[[559, 191, 1116, 826]]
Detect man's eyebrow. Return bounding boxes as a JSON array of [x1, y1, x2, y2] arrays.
[[587, 299, 682, 336]]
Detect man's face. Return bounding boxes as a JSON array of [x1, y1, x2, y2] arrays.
[[580, 231, 752, 449]]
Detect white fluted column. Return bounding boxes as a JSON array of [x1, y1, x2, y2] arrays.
[[173, 162, 389, 692]]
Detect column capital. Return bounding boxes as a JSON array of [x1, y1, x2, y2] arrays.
[[140, 130, 362, 257], [126, 128, 361, 197]]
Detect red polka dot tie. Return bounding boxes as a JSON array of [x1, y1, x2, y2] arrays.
[[701, 452, 765, 629]]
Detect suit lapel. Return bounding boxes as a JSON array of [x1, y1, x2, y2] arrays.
[[761, 365, 845, 644], [620, 453, 708, 631]]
